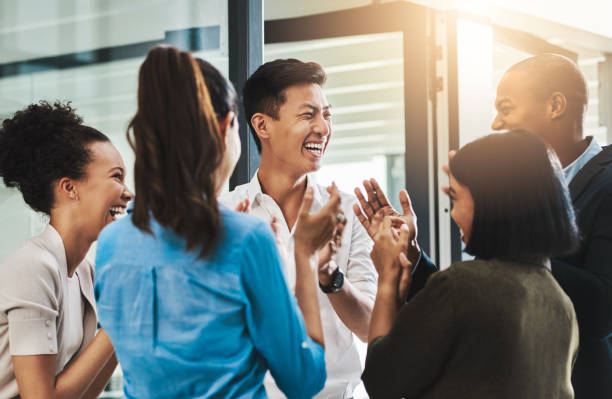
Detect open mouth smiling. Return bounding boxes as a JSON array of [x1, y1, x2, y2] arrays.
[[109, 205, 127, 219], [303, 141, 325, 157]]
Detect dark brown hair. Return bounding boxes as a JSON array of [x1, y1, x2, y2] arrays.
[[127, 46, 224, 258], [243, 58, 326, 152], [449, 130, 578, 261]]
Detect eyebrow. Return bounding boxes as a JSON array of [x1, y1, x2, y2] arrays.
[[109, 166, 125, 174], [299, 103, 332, 112], [495, 97, 512, 108]]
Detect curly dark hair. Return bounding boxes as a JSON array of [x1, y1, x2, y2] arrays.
[[0, 101, 110, 214]]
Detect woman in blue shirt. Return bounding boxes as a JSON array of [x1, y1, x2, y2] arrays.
[[94, 46, 339, 398]]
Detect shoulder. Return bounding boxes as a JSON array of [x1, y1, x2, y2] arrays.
[[0, 234, 62, 296], [219, 206, 275, 247], [218, 183, 250, 209], [1, 234, 60, 275]]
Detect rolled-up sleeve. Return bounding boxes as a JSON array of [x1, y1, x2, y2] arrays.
[[241, 222, 326, 398], [0, 250, 60, 355]]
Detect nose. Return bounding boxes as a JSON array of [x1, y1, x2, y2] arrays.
[[491, 115, 503, 131], [314, 113, 331, 138], [123, 186, 134, 201]]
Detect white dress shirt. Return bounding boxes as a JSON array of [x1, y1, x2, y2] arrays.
[[220, 173, 377, 399]]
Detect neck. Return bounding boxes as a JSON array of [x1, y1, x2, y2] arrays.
[[550, 125, 588, 168], [257, 157, 308, 230], [50, 212, 94, 277]]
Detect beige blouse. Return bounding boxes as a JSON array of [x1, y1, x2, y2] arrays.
[[0, 225, 97, 398]]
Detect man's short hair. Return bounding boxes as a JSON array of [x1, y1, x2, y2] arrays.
[[507, 53, 588, 124], [449, 130, 579, 261], [243, 58, 327, 153]]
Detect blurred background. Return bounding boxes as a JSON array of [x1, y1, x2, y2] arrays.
[[1, 1, 611, 397]]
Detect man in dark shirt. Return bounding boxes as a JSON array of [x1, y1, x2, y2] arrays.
[[491, 53, 612, 399]]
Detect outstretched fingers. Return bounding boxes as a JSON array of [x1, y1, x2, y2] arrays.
[[354, 187, 375, 219], [363, 179, 382, 213], [370, 178, 391, 208], [398, 189, 415, 216]]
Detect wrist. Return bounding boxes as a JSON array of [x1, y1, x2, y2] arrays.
[[375, 282, 398, 300], [319, 264, 344, 294], [408, 241, 421, 267], [378, 270, 401, 288], [295, 242, 315, 258], [318, 260, 338, 286]]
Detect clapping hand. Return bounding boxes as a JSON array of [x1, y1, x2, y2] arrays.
[[353, 178, 420, 265], [370, 215, 415, 306], [294, 184, 343, 259]]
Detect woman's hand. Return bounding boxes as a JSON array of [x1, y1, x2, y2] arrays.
[[294, 184, 342, 258], [370, 216, 415, 305], [354, 179, 421, 265]]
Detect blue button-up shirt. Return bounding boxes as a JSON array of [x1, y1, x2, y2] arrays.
[[95, 207, 325, 399], [564, 136, 602, 183]]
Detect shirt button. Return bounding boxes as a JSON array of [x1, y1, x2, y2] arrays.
[[49, 345, 54, 352], [301, 341, 308, 349], [45, 320, 51, 326], [47, 332, 53, 339]]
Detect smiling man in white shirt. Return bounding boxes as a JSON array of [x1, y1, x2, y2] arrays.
[[220, 59, 376, 399]]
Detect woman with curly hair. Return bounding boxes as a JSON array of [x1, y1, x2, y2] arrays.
[[0, 101, 133, 398]]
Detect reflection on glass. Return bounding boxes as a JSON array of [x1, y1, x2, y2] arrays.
[[0, 1, 227, 398]]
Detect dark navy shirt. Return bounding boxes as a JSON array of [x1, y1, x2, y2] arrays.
[[95, 206, 325, 398]]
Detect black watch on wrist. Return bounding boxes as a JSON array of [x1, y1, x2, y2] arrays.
[[319, 267, 344, 294]]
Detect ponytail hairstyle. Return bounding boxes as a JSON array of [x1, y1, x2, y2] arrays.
[[127, 46, 224, 258]]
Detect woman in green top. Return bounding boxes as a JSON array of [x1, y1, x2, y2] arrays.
[[363, 130, 579, 399]]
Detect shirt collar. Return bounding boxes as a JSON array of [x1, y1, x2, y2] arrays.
[[39, 224, 69, 279], [246, 170, 323, 208], [563, 136, 603, 183]]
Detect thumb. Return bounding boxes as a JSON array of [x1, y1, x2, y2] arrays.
[[298, 187, 315, 217], [399, 189, 414, 216]]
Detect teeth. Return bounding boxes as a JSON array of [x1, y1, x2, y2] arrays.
[[304, 142, 323, 151], [109, 206, 126, 217]]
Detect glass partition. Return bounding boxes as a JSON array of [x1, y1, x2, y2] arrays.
[[0, 1, 228, 397]]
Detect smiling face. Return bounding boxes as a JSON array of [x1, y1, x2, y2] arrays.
[[72, 141, 133, 240], [263, 83, 332, 176], [448, 173, 474, 245], [491, 70, 552, 141]]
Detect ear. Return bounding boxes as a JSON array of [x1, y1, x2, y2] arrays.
[[218, 111, 235, 142], [57, 177, 79, 201], [250, 112, 271, 143], [548, 92, 567, 120]]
